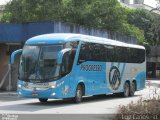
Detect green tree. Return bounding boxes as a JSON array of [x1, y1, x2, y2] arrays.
[[63, 0, 145, 43], [127, 9, 160, 46], [149, 15, 160, 46], [1, 0, 63, 23], [89, 0, 127, 31], [121, 23, 145, 44]]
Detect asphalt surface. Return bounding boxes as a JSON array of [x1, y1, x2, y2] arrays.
[[0, 80, 159, 120]]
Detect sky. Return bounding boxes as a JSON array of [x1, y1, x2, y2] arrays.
[[0, 0, 10, 5], [0, 0, 159, 8], [144, 0, 158, 8]]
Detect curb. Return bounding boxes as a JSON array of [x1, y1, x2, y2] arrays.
[[146, 80, 160, 88], [0, 92, 17, 97]]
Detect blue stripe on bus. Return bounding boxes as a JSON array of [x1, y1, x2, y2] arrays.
[[117, 63, 120, 68], [121, 63, 126, 79], [111, 62, 114, 68]]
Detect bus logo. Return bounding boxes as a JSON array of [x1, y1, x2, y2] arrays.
[[109, 66, 121, 90]]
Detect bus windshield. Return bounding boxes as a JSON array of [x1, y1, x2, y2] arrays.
[[19, 45, 63, 82]]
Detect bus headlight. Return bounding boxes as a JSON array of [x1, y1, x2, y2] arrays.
[[18, 84, 22, 88], [50, 85, 56, 89], [49, 81, 64, 89], [49, 82, 56, 89]]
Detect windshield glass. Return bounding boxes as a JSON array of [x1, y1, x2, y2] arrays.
[[19, 45, 63, 82]]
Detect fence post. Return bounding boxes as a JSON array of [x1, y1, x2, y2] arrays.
[[8, 64, 12, 91]]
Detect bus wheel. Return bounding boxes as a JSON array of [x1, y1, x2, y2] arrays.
[[130, 81, 136, 96], [123, 82, 130, 97], [74, 85, 83, 103], [39, 98, 48, 102]]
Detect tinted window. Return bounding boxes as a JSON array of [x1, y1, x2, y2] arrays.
[[78, 42, 145, 63], [78, 42, 107, 62], [129, 48, 145, 63]]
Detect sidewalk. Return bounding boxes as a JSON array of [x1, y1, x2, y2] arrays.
[[0, 91, 17, 97], [0, 91, 25, 102], [146, 80, 160, 88]]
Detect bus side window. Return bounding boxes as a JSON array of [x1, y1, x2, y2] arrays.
[[78, 43, 89, 62], [105, 45, 114, 62]]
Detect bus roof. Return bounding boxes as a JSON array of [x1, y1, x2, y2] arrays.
[[26, 33, 145, 49]]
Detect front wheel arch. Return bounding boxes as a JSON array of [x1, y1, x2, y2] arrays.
[[78, 82, 85, 96], [74, 84, 84, 103]]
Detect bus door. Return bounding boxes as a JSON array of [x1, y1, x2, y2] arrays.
[[79, 62, 106, 94]]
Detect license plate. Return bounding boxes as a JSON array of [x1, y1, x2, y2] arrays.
[[32, 93, 39, 96], [32, 83, 49, 88]]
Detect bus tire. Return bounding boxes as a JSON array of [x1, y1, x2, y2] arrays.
[[74, 85, 83, 103], [123, 82, 130, 97], [39, 98, 48, 102], [130, 81, 136, 96], [114, 93, 123, 97], [93, 94, 106, 97]]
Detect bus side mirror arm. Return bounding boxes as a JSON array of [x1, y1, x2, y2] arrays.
[[57, 48, 71, 64], [77, 59, 86, 65], [11, 49, 22, 64]]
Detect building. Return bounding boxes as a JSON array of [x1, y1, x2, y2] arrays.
[[119, 0, 144, 4], [0, 5, 5, 15], [118, 0, 160, 14]]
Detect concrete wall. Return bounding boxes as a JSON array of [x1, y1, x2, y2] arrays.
[[11, 54, 21, 91], [0, 44, 21, 91], [147, 46, 160, 62], [147, 46, 160, 79], [0, 21, 137, 44], [0, 44, 10, 90]]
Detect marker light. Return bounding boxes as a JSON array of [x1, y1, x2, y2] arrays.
[[51, 93, 56, 96]]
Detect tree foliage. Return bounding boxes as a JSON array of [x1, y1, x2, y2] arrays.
[[1, 0, 63, 22], [128, 9, 160, 46]]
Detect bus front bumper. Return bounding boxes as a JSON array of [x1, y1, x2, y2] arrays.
[[17, 80, 68, 99], [17, 88, 61, 99]]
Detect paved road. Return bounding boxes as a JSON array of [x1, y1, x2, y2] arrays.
[[0, 81, 159, 115]]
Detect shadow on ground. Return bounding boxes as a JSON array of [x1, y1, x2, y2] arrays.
[[0, 94, 140, 112]]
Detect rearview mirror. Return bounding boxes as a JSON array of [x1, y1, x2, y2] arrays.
[[57, 48, 71, 64], [11, 49, 22, 64]]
